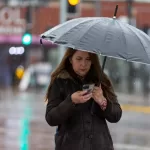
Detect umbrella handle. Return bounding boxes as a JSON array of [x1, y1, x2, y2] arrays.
[[113, 5, 118, 18], [100, 56, 107, 84], [102, 56, 107, 71], [91, 56, 107, 115]]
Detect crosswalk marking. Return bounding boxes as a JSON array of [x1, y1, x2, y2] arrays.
[[121, 104, 150, 114]]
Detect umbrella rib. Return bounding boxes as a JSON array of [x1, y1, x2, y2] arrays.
[[42, 18, 85, 38], [116, 21, 128, 61], [75, 19, 103, 53], [56, 18, 94, 44], [126, 25, 150, 60]]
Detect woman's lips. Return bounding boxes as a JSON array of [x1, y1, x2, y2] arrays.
[[80, 69, 86, 72]]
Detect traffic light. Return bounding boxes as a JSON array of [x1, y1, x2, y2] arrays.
[[22, 32, 32, 46], [67, 0, 80, 14], [15, 65, 24, 80], [68, 0, 80, 6]]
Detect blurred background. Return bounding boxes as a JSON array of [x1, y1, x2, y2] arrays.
[[0, 0, 150, 150]]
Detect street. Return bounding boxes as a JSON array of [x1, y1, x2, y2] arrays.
[[0, 0, 150, 150], [0, 88, 150, 150]]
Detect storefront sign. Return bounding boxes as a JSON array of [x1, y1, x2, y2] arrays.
[[0, 7, 26, 35]]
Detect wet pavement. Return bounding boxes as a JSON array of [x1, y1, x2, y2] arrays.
[[0, 88, 150, 150]]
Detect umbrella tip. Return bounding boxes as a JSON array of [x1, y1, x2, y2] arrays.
[[40, 38, 43, 45], [41, 35, 46, 39], [113, 5, 118, 18]]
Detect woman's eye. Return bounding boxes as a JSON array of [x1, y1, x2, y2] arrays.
[[86, 58, 91, 61]]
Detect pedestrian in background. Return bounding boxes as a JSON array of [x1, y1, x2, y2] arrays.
[[45, 48, 122, 150]]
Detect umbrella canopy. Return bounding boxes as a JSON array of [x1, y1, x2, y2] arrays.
[[41, 17, 150, 65]]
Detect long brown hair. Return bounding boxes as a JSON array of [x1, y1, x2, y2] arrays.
[[45, 48, 117, 102]]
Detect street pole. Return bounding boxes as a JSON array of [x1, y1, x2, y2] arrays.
[[95, 0, 101, 17], [126, 0, 133, 25], [58, 0, 67, 63], [126, 0, 135, 94]]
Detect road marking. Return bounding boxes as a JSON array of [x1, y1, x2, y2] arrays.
[[114, 143, 150, 150], [121, 104, 150, 114], [20, 104, 32, 150]]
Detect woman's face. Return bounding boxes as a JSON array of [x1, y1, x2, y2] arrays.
[[70, 51, 92, 77]]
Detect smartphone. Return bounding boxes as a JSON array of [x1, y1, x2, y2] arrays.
[[82, 84, 95, 95]]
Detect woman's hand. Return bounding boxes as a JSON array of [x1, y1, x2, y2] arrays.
[[71, 91, 92, 104], [92, 85, 107, 110]]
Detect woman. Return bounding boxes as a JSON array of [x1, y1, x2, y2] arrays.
[[45, 48, 122, 150]]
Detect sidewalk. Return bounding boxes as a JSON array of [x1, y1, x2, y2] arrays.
[[117, 92, 150, 106], [117, 92, 150, 113]]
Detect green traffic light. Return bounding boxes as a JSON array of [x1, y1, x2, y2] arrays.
[[22, 33, 32, 46]]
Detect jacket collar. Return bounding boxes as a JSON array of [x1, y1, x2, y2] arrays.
[[57, 68, 95, 85], [57, 69, 74, 80]]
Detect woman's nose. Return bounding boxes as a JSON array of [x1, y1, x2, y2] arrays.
[[81, 60, 86, 66]]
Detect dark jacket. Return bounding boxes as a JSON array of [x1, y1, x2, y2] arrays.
[[45, 70, 122, 150]]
